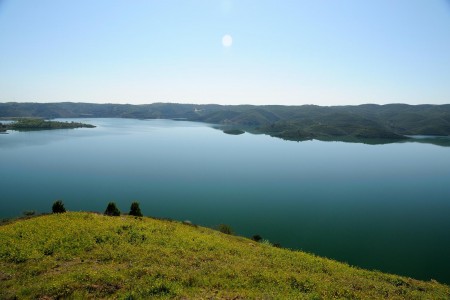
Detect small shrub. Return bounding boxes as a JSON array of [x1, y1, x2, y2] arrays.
[[104, 202, 120, 216], [23, 210, 36, 216], [260, 239, 272, 246], [148, 283, 172, 296], [289, 277, 315, 293], [129, 201, 143, 217], [252, 234, 262, 242], [217, 224, 233, 235], [52, 200, 66, 213]]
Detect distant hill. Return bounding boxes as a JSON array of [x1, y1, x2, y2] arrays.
[[1, 212, 449, 299], [1, 102, 450, 143]]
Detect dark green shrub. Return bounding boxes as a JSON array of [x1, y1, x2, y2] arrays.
[[217, 224, 233, 235], [23, 210, 36, 216], [52, 200, 66, 213], [129, 201, 143, 217], [104, 202, 121, 216], [252, 234, 262, 242]]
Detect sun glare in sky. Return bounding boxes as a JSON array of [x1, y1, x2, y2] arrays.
[[0, 1, 449, 105], [222, 34, 233, 48]]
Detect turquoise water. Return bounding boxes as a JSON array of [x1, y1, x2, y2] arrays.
[[1, 118, 449, 283]]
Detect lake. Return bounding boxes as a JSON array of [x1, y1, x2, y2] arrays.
[[1, 118, 449, 284]]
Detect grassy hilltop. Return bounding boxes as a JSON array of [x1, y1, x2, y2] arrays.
[[0, 212, 449, 299]]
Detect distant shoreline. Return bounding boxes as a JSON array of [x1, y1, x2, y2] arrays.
[[0, 102, 449, 144]]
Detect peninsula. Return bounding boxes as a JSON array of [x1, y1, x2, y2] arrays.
[[0, 118, 95, 132]]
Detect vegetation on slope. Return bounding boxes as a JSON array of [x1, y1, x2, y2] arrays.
[[0, 212, 449, 299]]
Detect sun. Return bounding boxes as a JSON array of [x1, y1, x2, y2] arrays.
[[222, 34, 233, 47]]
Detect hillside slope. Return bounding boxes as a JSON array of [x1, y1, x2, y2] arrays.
[[0, 212, 448, 299]]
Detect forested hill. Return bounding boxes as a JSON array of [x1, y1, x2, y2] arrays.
[[1, 102, 450, 141]]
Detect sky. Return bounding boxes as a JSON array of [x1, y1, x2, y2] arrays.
[[0, 0, 449, 106]]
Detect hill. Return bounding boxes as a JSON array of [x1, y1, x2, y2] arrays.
[[1, 102, 450, 144], [1, 212, 448, 299]]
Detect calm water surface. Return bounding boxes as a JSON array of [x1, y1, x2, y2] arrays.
[[1, 118, 449, 283]]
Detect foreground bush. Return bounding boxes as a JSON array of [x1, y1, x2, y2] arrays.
[[104, 202, 120, 216], [129, 202, 143, 217], [217, 224, 233, 235], [52, 200, 66, 213], [252, 234, 262, 242]]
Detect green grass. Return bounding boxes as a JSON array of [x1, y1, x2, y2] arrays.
[[0, 212, 449, 299]]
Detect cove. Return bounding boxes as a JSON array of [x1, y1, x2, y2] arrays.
[[1, 118, 449, 284]]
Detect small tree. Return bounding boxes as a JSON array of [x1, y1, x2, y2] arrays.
[[104, 202, 120, 216], [129, 201, 143, 217], [52, 200, 66, 213]]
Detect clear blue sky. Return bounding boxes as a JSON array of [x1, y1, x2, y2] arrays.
[[1, 0, 449, 105]]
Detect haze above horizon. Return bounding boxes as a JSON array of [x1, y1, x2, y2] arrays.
[[0, 0, 449, 106]]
